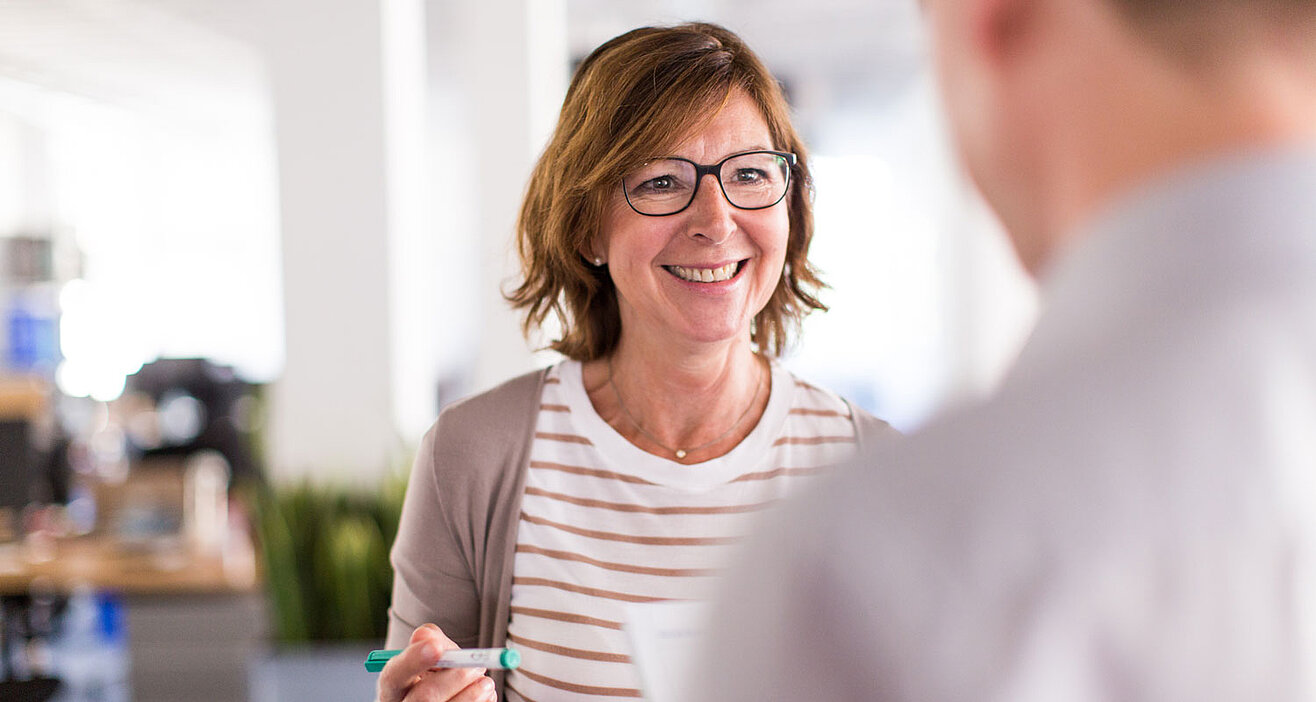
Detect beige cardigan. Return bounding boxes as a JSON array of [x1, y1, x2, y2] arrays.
[[385, 367, 895, 696]]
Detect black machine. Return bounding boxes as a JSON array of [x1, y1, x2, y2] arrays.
[[123, 358, 263, 484]]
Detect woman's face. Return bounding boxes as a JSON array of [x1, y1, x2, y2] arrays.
[[598, 91, 790, 351]]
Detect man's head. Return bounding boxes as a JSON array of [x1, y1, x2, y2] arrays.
[[922, 0, 1316, 275]]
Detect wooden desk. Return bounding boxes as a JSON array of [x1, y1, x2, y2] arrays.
[[0, 534, 258, 596], [0, 534, 264, 702]]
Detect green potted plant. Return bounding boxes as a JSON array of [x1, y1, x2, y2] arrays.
[[246, 470, 407, 700]]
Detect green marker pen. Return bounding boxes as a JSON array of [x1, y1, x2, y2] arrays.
[[364, 647, 521, 673]]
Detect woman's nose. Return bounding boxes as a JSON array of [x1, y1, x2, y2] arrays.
[[685, 175, 736, 243]]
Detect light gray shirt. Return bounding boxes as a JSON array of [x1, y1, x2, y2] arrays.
[[694, 144, 1316, 702]]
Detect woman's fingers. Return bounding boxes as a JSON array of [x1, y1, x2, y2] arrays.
[[376, 624, 461, 702], [406, 667, 495, 702], [411, 622, 456, 648], [447, 674, 497, 702]]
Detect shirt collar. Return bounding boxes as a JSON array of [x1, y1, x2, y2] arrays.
[[1011, 142, 1316, 380]]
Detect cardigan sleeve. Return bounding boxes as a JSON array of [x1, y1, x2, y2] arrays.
[[385, 421, 483, 649], [384, 369, 546, 655]]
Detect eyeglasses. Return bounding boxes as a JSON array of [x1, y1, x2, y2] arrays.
[[621, 150, 797, 217]]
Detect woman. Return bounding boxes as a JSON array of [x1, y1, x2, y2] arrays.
[[378, 22, 895, 702]]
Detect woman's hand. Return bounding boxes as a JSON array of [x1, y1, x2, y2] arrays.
[[377, 624, 496, 702]]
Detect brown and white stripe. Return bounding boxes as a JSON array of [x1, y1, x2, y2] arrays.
[[504, 361, 860, 702]]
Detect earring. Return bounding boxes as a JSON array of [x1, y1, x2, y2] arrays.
[[593, 257, 604, 266]]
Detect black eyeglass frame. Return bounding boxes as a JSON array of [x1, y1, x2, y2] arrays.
[[621, 150, 798, 217]]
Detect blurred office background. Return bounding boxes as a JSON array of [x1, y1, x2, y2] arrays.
[[0, 0, 1036, 700]]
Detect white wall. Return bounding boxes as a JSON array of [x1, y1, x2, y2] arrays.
[[0, 27, 283, 402]]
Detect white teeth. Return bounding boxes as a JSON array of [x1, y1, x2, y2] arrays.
[[710, 263, 735, 281], [668, 263, 739, 283]]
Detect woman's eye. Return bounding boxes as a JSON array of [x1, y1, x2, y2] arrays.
[[636, 174, 681, 194], [733, 169, 766, 184]]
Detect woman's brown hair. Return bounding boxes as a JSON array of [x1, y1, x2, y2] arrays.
[[506, 22, 825, 360]]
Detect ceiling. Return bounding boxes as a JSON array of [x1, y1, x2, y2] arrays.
[[0, 0, 264, 125], [0, 0, 927, 135], [566, 0, 926, 86]]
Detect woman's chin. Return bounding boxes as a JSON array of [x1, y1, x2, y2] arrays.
[[662, 319, 754, 348]]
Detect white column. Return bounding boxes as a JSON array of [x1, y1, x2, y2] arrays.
[[452, 0, 569, 394], [383, 0, 438, 442], [262, 0, 430, 483]]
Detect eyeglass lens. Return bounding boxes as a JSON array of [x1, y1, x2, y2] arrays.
[[623, 152, 791, 216]]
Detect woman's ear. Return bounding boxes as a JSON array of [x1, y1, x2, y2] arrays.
[[579, 243, 605, 267], [972, 0, 1041, 67]]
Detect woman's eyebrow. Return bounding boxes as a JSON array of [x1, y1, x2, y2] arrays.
[[664, 145, 775, 162]]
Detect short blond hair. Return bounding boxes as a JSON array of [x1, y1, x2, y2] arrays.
[[506, 22, 825, 361]]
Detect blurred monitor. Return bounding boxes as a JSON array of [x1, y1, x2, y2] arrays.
[[0, 420, 31, 510]]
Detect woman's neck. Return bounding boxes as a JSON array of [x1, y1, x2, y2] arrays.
[[582, 337, 769, 463]]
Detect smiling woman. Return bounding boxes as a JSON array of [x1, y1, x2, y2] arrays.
[[378, 22, 898, 702]]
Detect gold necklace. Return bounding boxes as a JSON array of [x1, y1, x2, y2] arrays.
[[607, 356, 765, 460]]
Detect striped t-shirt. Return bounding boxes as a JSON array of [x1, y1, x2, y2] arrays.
[[504, 360, 861, 702]]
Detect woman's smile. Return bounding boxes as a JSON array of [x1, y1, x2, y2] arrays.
[[662, 259, 749, 285]]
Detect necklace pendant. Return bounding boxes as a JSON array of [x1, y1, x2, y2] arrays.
[[675, 449, 687, 459]]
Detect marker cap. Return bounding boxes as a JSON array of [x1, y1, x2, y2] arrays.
[[500, 648, 521, 669]]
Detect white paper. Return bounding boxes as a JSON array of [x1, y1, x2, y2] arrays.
[[623, 601, 713, 702]]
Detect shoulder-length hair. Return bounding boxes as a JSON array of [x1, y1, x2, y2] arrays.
[[507, 22, 825, 360]]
